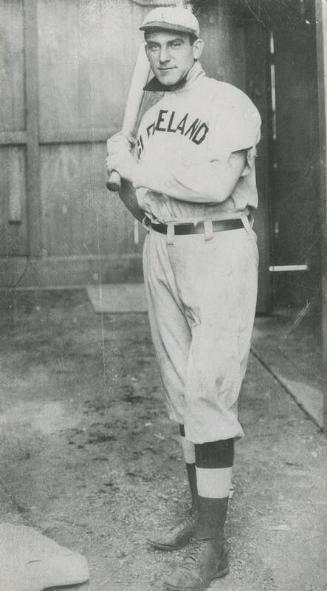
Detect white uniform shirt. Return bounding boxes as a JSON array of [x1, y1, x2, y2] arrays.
[[133, 61, 261, 223]]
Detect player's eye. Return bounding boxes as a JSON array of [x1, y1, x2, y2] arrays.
[[147, 43, 160, 52], [170, 40, 183, 48]]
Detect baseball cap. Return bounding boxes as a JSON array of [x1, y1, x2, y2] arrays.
[[140, 7, 200, 37]]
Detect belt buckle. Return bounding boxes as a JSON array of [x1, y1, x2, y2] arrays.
[[203, 219, 214, 241], [142, 216, 151, 232], [242, 215, 252, 233], [167, 222, 175, 245]]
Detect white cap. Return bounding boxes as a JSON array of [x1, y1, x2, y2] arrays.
[[140, 7, 200, 37]]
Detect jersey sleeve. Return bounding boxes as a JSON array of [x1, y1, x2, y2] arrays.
[[209, 95, 261, 162], [132, 148, 248, 204]]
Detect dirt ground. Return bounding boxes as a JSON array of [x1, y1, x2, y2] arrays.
[[0, 289, 326, 591]]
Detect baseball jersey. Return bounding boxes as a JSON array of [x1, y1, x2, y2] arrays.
[[132, 61, 261, 223]]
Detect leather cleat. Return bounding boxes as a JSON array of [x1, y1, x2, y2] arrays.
[[147, 512, 197, 551], [164, 538, 229, 591]]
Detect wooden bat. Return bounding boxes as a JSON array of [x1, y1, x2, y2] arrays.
[[106, 43, 150, 192]]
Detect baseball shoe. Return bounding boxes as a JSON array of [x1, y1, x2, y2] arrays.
[[164, 538, 229, 591], [147, 511, 197, 551]]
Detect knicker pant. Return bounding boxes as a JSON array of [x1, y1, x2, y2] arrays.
[[143, 223, 258, 444]]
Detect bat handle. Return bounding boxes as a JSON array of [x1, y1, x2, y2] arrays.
[[106, 170, 121, 192]]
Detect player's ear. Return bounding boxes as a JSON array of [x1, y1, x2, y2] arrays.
[[144, 36, 152, 62], [192, 38, 204, 60], [145, 44, 154, 68], [144, 42, 150, 59]]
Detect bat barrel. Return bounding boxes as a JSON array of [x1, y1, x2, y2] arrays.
[[106, 44, 150, 194]]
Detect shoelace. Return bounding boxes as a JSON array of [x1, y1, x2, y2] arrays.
[[169, 513, 196, 532], [182, 539, 208, 569]]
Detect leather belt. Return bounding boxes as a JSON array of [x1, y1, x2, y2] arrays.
[[148, 217, 248, 236]]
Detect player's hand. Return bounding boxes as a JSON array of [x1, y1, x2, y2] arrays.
[[106, 133, 134, 157], [106, 148, 136, 184], [106, 133, 136, 183]]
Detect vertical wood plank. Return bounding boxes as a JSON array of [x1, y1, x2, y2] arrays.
[[0, 147, 28, 256], [0, 0, 25, 132], [37, 0, 149, 259], [40, 143, 136, 257], [315, 0, 327, 432], [37, 0, 149, 135], [24, 0, 42, 255], [9, 146, 24, 222]]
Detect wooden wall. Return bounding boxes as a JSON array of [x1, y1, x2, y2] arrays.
[[0, 0, 251, 287], [0, 0, 27, 258]]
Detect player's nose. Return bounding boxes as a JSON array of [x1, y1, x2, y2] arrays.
[[159, 46, 170, 63]]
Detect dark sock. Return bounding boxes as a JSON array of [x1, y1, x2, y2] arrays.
[[186, 462, 198, 512], [179, 425, 198, 512], [194, 439, 234, 540]]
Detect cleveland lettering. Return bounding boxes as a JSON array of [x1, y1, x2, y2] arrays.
[[137, 109, 209, 157]]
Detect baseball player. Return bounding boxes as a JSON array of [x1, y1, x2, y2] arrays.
[[107, 7, 261, 591]]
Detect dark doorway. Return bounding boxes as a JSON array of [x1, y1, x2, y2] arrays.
[[244, 1, 321, 313]]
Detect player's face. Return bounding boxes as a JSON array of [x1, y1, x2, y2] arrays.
[[145, 30, 203, 87]]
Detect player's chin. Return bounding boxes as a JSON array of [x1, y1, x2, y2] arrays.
[[157, 70, 181, 87]]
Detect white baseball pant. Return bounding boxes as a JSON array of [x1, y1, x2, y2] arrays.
[[143, 218, 258, 444]]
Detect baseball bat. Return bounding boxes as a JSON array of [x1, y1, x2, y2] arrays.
[[107, 43, 150, 192]]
